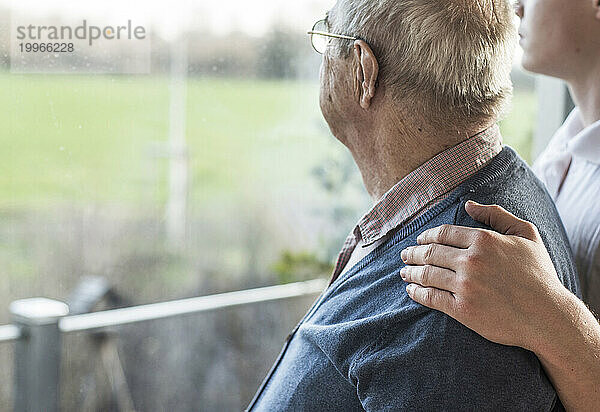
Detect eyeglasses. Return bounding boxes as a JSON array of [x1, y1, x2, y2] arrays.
[[307, 18, 357, 54]]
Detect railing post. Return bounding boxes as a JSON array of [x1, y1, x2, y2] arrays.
[[10, 298, 69, 412]]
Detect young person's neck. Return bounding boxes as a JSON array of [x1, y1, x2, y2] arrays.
[[568, 67, 600, 127], [343, 112, 482, 201]]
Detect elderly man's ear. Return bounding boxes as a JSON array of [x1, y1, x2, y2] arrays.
[[353, 40, 379, 110]]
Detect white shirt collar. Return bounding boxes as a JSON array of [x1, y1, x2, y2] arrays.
[[562, 108, 600, 165]]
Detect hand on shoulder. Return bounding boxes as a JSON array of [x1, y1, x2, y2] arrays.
[[399, 200, 574, 351]]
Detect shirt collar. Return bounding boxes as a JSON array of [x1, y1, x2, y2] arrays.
[[356, 125, 503, 245], [562, 108, 600, 165]]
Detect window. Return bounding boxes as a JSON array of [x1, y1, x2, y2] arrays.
[[0, 1, 556, 409]]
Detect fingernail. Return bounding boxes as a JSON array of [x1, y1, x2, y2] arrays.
[[401, 249, 408, 262], [400, 267, 407, 279], [406, 284, 415, 294]]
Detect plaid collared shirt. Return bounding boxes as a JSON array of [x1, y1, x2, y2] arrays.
[[329, 125, 503, 286]]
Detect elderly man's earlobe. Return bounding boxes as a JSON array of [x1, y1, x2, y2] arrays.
[[353, 40, 379, 110]]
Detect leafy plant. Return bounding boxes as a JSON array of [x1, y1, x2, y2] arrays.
[[271, 250, 333, 284]]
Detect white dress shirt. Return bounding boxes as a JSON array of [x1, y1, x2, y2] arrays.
[[533, 108, 600, 316]]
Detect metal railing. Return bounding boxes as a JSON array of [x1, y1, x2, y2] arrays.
[[0, 325, 21, 343], [0, 279, 326, 412]]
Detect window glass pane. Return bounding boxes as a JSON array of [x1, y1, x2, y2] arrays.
[[0, 1, 540, 410], [501, 47, 538, 164]]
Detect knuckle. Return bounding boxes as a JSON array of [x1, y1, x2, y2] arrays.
[[437, 225, 451, 242], [421, 288, 433, 304], [457, 253, 469, 267], [460, 251, 479, 268], [473, 229, 492, 245], [423, 244, 436, 264], [404, 266, 415, 282], [467, 250, 480, 264], [420, 265, 432, 284]]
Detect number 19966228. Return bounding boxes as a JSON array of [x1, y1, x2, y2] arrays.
[[19, 43, 74, 53]]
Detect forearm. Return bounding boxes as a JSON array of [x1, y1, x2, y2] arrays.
[[533, 287, 600, 411]]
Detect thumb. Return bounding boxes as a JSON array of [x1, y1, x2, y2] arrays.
[[465, 201, 540, 241]]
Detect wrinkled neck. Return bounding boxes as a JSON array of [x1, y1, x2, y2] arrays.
[[345, 114, 474, 201]]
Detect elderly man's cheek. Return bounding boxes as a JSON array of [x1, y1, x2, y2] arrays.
[[319, 61, 337, 112]]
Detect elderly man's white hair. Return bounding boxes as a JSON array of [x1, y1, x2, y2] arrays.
[[329, 0, 517, 130]]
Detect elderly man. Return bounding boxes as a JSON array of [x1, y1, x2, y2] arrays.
[[247, 0, 580, 410]]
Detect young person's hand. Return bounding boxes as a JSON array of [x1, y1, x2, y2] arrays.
[[400, 201, 600, 411], [399, 200, 566, 350]]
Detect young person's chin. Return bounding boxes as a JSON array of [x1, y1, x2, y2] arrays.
[[521, 55, 555, 78]]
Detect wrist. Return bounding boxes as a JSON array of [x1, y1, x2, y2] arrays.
[[527, 285, 580, 363]]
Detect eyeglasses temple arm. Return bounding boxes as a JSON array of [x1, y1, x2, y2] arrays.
[[306, 31, 357, 41]]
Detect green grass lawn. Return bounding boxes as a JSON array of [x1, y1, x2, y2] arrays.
[[0, 73, 540, 311], [0, 72, 536, 209]]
